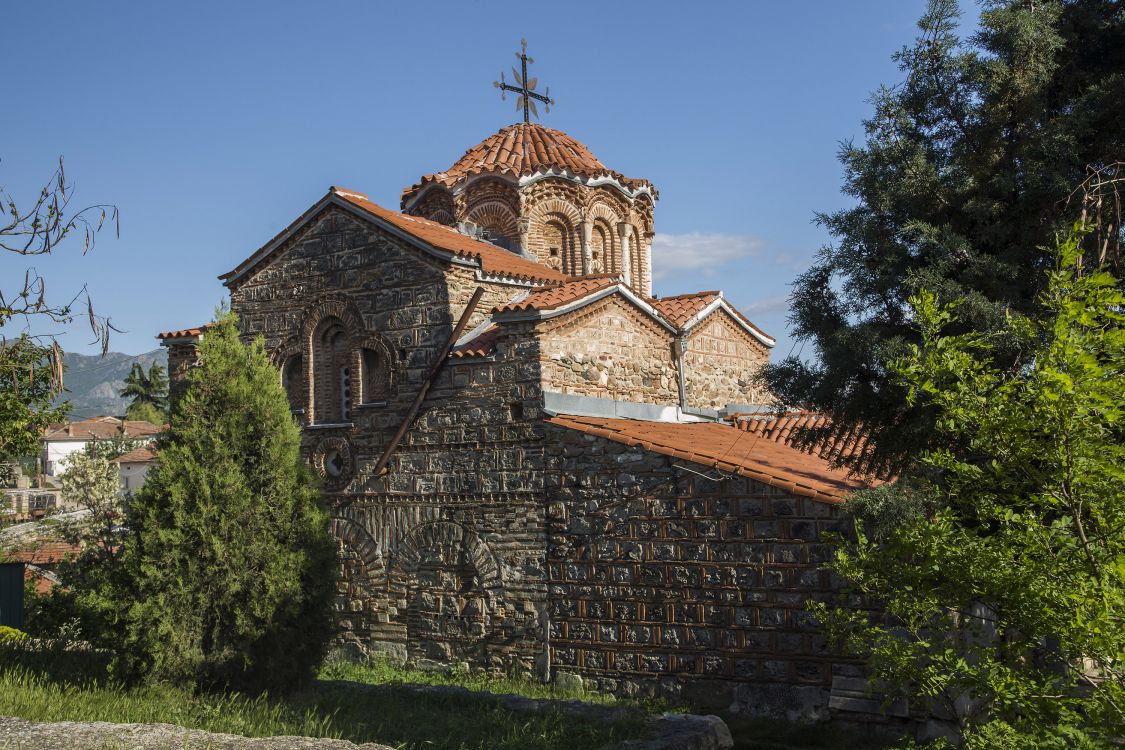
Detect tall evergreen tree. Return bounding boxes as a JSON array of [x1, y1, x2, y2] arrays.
[[766, 0, 1124, 475], [117, 315, 335, 692]]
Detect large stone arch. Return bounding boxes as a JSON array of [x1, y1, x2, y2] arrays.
[[383, 520, 505, 665]]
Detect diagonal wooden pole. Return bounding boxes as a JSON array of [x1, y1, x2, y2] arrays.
[[373, 286, 486, 477]]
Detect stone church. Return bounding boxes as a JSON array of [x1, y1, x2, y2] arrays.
[[158, 117, 871, 719]]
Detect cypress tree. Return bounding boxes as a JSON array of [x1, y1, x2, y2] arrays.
[[119, 314, 335, 692], [765, 0, 1124, 475]]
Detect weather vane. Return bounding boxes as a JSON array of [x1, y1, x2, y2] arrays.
[[493, 39, 555, 123]]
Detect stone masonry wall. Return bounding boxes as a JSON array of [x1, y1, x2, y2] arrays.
[[228, 206, 550, 675], [543, 424, 849, 720], [684, 310, 772, 410], [537, 295, 679, 406]]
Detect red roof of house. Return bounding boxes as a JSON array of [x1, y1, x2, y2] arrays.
[[546, 414, 873, 503], [650, 291, 775, 345], [450, 325, 502, 359], [157, 323, 214, 340], [730, 411, 874, 469], [7, 539, 81, 566], [402, 123, 656, 206], [113, 446, 157, 464], [221, 188, 566, 288], [494, 275, 621, 314], [42, 417, 162, 442], [650, 292, 721, 327], [332, 189, 565, 284]]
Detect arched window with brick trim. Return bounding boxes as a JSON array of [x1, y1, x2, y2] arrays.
[[591, 218, 616, 274], [313, 317, 352, 423], [542, 216, 577, 273]]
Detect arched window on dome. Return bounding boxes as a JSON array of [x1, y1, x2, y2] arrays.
[[591, 219, 617, 274], [313, 317, 352, 424], [629, 225, 646, 291], [466, 202, 520, 252], [542, 217, 577, 273]]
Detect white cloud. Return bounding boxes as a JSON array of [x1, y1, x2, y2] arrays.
[[650, 232, 765, 280], [739, 294, 790, 317]]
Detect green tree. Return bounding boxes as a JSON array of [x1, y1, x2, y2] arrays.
[[812, 227, 1125, 747], [1, 158, 119, 461], [123, 401, 164, 426], [0, 335, 66, 459], [116, 314, 335, 693], [119, 362, 168, 419], [766, 0, 1125, 475]]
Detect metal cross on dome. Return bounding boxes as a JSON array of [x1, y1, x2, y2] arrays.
[[493, 39, 555, 123]]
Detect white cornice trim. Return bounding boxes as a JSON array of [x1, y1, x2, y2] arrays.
[[403, 169, 657, 212], [678, 294, 776, 348], [495, 283, 678, 334]]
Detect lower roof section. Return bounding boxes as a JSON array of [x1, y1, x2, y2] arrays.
[[545, 414, 871, 503]]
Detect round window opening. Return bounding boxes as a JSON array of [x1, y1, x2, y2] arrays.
[[325, 450, 345, 478]]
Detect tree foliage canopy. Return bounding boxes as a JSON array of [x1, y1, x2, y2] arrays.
[[766, 0, 1124, 475], [813, 228, 1125, 747], [119, 362, 168, 420], [114, 315, 335, 693]]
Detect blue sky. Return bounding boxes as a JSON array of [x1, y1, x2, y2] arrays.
[[1, 1, 980, 359]]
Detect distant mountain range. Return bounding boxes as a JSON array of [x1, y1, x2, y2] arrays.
[[55, 350, 168, 420]]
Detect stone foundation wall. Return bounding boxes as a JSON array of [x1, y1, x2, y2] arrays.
[[538, 296, 678, 405], [543, 425, 849, 719]]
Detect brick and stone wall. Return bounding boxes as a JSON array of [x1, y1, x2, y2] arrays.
[[226, 205, 550, 674], [543, 425, 849, 719], [191, 200, 852, 719], [537, 296, 679, 405], [683, 310, 771, 410]]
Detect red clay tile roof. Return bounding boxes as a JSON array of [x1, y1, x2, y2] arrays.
[[113, 446, 157, 464], [402, 123, 656, 207], [494, 275, 621, 314], [331, 188, 566, 284], [450, 325, 501, 359], [8, 539, 81, 566], [42, 417, 162, 442], [730, 411, 875, 470], [221, 188, 566, 288], [157, 323, 214, 340], [651, 291, 775, 345], [546, 414, 872, 502], [650, 292, 721, 327]]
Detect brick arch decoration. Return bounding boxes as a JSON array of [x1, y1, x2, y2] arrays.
[[331, 513, 384, 571], [428, 209, 455, 225], [528, 198, 583, 274], [355, 331, 397, 403], [331, 513, 385, 637], [465, 201, 520, 247], [383, 520, 502, 592], [270, 335, 308, 415], [587, 202, 623, 275], [300, 294, 368, 423]]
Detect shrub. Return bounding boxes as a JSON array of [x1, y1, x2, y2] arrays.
[[115, 314, 336, 693]]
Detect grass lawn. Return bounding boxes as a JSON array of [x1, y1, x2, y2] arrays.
[[0, 650, 648, 750]]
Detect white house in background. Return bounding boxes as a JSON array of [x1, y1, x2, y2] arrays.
[[40, 417, 162, 477], [113, 446, 158, 493]]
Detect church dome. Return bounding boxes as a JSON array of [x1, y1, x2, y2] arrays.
[[401, 122, 655, 207]]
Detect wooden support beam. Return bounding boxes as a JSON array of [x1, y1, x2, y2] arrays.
[[373, 286, 486, 477]]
